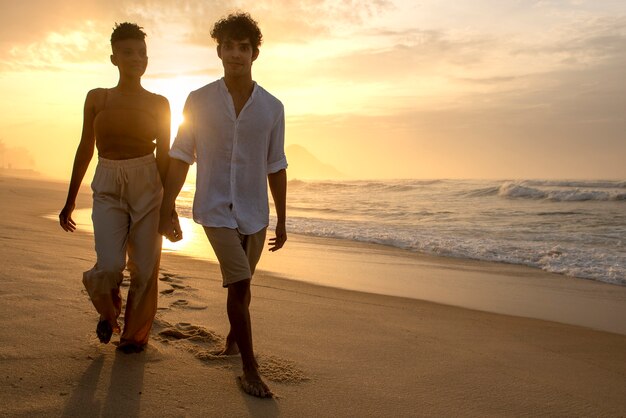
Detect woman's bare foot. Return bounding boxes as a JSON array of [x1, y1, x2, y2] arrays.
[[237, 368, 272, 398], [116, 343, 145, 354], [96, 319, 112, 344]]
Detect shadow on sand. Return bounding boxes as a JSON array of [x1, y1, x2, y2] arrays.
[[62, 350, 145, 417]]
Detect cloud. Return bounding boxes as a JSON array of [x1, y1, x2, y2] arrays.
[[511, 16, 626, 62], [0, 0, 396, 73], [311, 30, 489, 81], [268, 12, 626, 108], [2, 0, 624, 181], [282, 14, 626, 179], [172, 0, 394, 46], [0, 21, 110, 72]]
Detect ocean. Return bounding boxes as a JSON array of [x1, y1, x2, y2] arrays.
[[175, 179, 626, 286]]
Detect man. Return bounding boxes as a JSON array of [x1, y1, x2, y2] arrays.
[[159, 12, 287, 398]]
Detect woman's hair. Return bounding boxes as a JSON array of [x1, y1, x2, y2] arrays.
[[211, 12, 263, 52], [110, 22, 146, 46]]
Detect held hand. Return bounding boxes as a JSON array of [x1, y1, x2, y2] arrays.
[[268, 223, 287, 252], [171, 210, 183, 242], [59, 202, 76, 232], [159, 210, 183, 242]]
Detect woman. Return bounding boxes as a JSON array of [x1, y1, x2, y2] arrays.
[[59, 23, 178, 353]]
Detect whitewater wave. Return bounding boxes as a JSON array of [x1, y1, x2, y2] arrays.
[[288, 179, 443, 193], [177, 177, 625, 287], [498, 182, 626, 201], [521, 180, 626, 189], [281, 216, 626, 286]]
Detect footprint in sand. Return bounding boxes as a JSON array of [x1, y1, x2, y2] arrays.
[[170, 283, 186, 289], [158, 271, 195, 295], [159, 272, 177, 283], [159, 271, 184, 283], [151, 319, 309, 384], [170, 299, 208, 310], [159, 322, 223, 343], [153, 320, 230, 363], [256, 354, 310, 383]]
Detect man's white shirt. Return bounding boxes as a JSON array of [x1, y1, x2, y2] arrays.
[[170, 78, 288, 235]]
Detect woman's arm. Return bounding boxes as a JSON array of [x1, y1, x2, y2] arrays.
[[59, 90, 98, 232]]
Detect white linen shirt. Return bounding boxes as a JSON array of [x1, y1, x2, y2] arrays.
[[170, 78, 288, 235]]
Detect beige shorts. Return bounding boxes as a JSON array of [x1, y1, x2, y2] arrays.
[[204, 227, 267, 287]]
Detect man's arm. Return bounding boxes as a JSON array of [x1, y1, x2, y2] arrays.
[[159, 158, 190, 242], [154, 95, 171, 186], [267, 169, 287, 252]]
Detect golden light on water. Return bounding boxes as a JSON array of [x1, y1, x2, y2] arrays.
[[161, 216, 218, 263]]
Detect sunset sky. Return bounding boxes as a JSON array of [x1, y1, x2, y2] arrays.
[[1, 0, 625, 180]]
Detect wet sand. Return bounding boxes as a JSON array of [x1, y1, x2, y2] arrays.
[[1, 174, 625, 417]]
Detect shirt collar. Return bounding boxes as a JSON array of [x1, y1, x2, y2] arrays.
[[218, 77, 258, 99]]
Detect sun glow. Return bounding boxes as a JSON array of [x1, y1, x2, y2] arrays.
[[144, 75, 206, 143]]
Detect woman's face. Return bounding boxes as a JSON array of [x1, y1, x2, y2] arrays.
[[111, 39, 148, 77]]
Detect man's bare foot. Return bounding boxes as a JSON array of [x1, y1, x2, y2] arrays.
[[237, 369, 272, 398], [214, 337, 239, 356]]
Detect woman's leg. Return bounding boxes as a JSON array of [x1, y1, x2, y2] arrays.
[[120, 206, 161, 347], [83, 165, 129, 337], [119, 159, 162, 348]]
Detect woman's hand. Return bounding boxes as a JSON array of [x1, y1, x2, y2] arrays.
[[59, 202, 77, 232]]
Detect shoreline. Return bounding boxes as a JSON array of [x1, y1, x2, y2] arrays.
[[2, 173, 626, 416], [258, 232, 626, 335]]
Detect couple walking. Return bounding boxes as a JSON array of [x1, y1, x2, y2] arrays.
[[58, 13, 286, 398]]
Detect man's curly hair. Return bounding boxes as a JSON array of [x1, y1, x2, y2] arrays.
[[110, 22, 146, 46], [211, 12, 263, 53]]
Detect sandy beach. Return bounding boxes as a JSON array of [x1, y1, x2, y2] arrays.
[[1, 173, 625, 417]]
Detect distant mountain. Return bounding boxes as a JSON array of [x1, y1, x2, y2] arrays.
[[285, 144, 345, 180]]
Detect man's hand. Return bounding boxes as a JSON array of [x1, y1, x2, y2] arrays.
[[268, 223, 287, 252], [159, 209, 183, 242]]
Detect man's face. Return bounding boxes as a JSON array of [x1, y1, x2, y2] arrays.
[[111, 39, 148, 77], [217, 37, 258, 77]]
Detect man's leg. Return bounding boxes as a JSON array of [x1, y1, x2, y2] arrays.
[[226, 279, 271, 398], [204, 227, 271, 397], [222, 229, 267, 355]]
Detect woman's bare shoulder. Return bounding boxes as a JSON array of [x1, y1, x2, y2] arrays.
[[86, 87, 108, 98], [150, 91, 169, 104], [148, 92, 170, 113], [84, 88, 108, 106]]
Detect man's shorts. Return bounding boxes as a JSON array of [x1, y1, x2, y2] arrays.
[[203, 227, 267, 287]]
